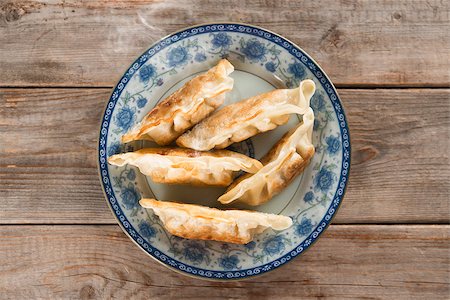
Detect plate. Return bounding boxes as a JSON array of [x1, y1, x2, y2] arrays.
[[98, 23, 351, 280]]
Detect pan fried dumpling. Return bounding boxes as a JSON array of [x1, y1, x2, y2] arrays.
[[108, 148, 262, 187], [218, 107, 315, 206], [122, 59, 234, 145], [140, 198, 292, 244], [176, 79, 316, 151]]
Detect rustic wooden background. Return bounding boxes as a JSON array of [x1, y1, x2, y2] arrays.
[[1, 0, 449, 299]]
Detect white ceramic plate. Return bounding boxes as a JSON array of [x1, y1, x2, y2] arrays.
[[98, 23, 351, 280]]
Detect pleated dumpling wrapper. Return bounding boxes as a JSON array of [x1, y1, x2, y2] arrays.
[[140, 198, 292, 244], [108, 148, 262, 187], [218, 107, 315, 206], [122, 59, 234, 145], [176, 79, 316, 151]]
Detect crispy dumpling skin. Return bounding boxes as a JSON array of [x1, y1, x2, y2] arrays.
[[108, 147, 262, 187], [122, 59, 234, 145], [176, 79, 316, 151], [139, 198, 293, 244], [218, 107, 315, 206]]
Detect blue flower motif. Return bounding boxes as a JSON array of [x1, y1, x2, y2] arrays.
[[311, 93, 326, 112], [139, 64, 156, 84], [314, 167, 336, 192], [139, 221, 156, 239], [287, 62, 305, 79], [262, 235, 285, 256], [219, 255, 240, 270], [115, 107, 135, 131], [325, 135, 341, 155], [194, 52, 207, 62], [265, 61, 276, 72], [183, 241, 207, 264], [121, 187, 140, 209], [136, 97, 148, 109], [244, 241, 256, 250], [295, 217, 314, 236], [211, 33, 232, 49], [167, 46, 191, 68], [303, 191, 314, 204], [156, 78, 164, 86], [242, 39, 267, 62], [108, 142, 121, 157], [127, 169, 136, 181], [313, 119, 320, 130]]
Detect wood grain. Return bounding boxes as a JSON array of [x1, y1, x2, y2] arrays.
[[0, 0, 449, 87], [0, 225, 448, 299], [0, 88, 449, 224], [341, 88, 450, 223]]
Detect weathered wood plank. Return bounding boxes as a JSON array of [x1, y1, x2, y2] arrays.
[[0, 89, 109, 223], [341, 88, 450, 223], [0, 89, 450, 223], [0, 0, 449, 87], [0, 225, 448, 299], [0, 88, 449, 224]]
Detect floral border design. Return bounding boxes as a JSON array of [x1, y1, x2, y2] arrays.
[[98, 23, 351, 280]]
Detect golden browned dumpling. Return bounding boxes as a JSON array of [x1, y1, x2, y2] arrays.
[[108, 147, 262, 187], [218, 107, 315, 206], [122, 59, 234, 145], [140, 198, 292, 244], [176, 79, 316, 151]]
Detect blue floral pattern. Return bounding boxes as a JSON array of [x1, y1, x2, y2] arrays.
[[211, 32, 232, 49], [265, 61, 276, 72], [219, 255, 240, 270], [183, 241, 209, 264], [139, 221, 156, 239], [295, 218, 314, 236], [136, 97, 148, 109], [139, 64, 156, 84], [194, 52, 207, 62], [121, 186, 140, 210], [101, 24, 350, 280], [287, 62, 306, 80], [326, 135, 341, 155], [115, 107, 135, 132], [262, 236, 285, 256], [314, 166, 337, 192], [126, 169, 136, 181], [311, 93, 326, 112], [240, 39, 267, 62], [303, 191, 315, 204], [167, 46, 191, 68]]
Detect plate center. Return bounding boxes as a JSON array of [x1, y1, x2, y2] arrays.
[[143, 69, 304, 214]]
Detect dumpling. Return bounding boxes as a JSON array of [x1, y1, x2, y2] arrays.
[[122, 59, 234, 145], [108, 147, 262, 186], [176, 79, 316, 151], [218, 107, 315, 206], [140, 198, 292, 244]]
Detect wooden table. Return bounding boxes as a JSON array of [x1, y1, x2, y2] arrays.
[[1, 1, 449, 299]]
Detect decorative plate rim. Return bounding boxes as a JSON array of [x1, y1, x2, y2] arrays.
[[97, 22, 351, 281]]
